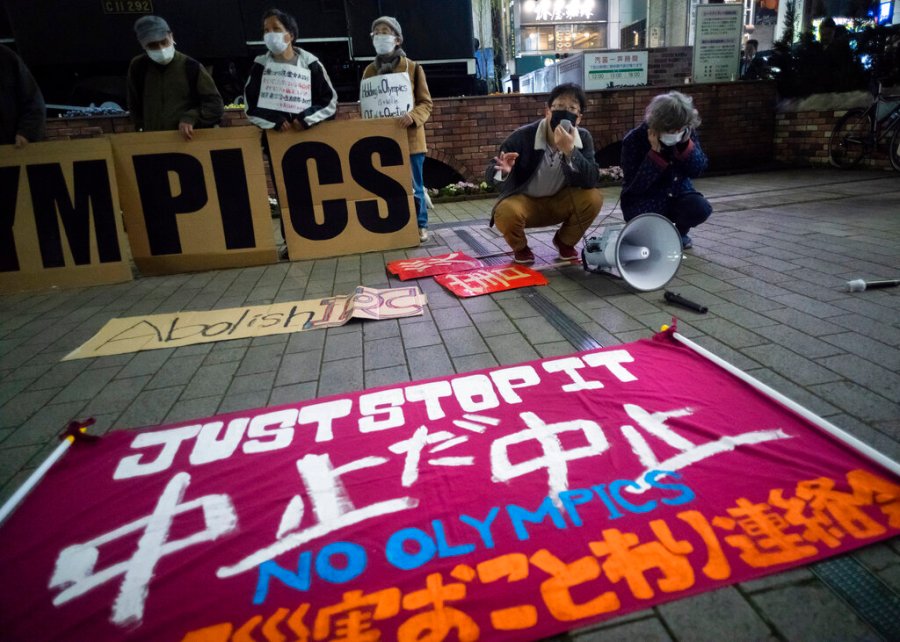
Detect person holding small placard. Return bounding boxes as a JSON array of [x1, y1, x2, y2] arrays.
[[243, 8, 338, 132], [361, 16, 433, 243]]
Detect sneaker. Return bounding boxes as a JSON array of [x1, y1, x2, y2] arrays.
[[278, 246, 289, 260], [681, 234, 693, 250], [513, 246, 535, 264], [418, 228, 429, 242], [552, 233, 578, 260]]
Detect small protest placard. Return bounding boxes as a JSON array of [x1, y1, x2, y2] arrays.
[[435, 265, 548, 297], [360, 72, 414, 119], [258, 62, 312, 114], [387, 252, 484, 280]]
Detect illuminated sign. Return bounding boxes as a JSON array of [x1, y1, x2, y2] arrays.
[[522, 0, 596, 22]]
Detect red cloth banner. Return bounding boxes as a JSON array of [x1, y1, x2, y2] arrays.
[[1, 332, 898, 642], [386, 252, 485, 281], [434, 264, 548, 297]]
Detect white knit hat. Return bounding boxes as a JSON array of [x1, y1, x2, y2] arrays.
[[371, 16, 403, 43]]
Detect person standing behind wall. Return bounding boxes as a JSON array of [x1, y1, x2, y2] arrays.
[[0, 44, 46, 147], [362, 16, 433, 243], [127, 15, 224, 141], [243, 7, 338, 132], [243, 7, 338, 260]]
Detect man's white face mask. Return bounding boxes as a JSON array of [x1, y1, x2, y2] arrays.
[[264, 32, 290, 55], [147, 44, 175, 65], [373, 34, 396, 55]]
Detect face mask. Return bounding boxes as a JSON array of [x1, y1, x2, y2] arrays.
[[549, 110, 578, 131], [373, 34, 396, 55], [146, 45, 175, 65], [660, 128, 687, 146], [264, 32, 289, 55]]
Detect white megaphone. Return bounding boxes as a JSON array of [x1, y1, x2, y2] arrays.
[[581, 213, 683, 291]]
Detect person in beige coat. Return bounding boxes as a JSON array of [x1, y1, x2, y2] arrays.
[[362, 16, 433, 242]]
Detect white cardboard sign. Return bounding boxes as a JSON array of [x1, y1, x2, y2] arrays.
[[258, 62, 312, 114], [360, 72, 414, 119]]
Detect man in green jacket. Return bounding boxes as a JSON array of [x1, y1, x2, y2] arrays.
[[127, 15, 224, 140]]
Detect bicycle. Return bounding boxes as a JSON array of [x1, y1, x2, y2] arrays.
[[828, 82, 900, 171]]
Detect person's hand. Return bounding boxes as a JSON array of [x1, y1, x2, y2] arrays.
[[553, 122, 576, 155], [290, 118, 305, 131], [493, 151, 519, 174], [14, 134, 28, 148], [647, 128, 662, 153], [179, 122, 194, 141], [279, 120, 293, 132], [399, 113, 414, 127]]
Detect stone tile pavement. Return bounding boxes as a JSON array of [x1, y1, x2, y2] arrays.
[[1, 167, 898, 640]]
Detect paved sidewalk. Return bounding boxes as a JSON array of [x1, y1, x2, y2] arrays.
[[1, 167, 899, 640]]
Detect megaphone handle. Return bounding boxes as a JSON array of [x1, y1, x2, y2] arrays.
[[664, 291, 708, 313]]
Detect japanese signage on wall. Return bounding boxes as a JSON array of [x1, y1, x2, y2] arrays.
[[1, 331, 897, 641], [110, 127, 277, 275], [692, 3, 743, 83], [584, 51, 648, 90], [0, 138, 132, 294], [360, 72, 415, 119], [265, 118, 418, 261], [258, 63, 312, 114]]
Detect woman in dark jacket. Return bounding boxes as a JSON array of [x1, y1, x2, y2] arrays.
[[620, 91, 711, 250]]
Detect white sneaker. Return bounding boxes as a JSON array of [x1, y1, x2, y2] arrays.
[[418, 228, 428, 242]]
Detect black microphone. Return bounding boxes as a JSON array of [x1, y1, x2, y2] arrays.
[[845, 279, 900, 292], [664, 291, 708, 313]]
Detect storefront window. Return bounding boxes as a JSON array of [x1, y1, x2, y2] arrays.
[[521, 25, 556, 52], [555, 23, 606, 49], [516, 0, 608, 54]]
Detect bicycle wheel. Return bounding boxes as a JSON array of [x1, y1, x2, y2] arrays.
[[890, 124, 900, 172], [828, 108, 872, 168]]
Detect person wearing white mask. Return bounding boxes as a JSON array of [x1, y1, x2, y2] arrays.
[[620, 91, 712, 250], [127, 15, 224, 141], [361, 16, 433, 242], [243, 7, 337, 132]]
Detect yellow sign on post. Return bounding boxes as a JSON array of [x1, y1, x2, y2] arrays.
[[0, 138, 133, 294], [265, 118, 418, 260], [110, 127, 277, 275]]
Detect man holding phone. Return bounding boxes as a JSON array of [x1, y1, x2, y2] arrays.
[[486, 83, 602, 264]]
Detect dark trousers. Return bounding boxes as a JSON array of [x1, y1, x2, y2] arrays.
[[665, 192, 712, 236]]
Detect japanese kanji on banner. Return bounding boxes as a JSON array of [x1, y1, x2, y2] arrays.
[[257, 63, 312, 114], [435, 264, 548, 297], [1, 330, 898, 642], [387, 252, 484, 281]]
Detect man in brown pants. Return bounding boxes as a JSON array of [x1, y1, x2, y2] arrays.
[[486, 82, 602, 264]]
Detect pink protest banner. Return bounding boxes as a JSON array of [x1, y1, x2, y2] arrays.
[[387, 252, 484, 280], [1, 331, 898, 642], [435, 264, 548, 297]]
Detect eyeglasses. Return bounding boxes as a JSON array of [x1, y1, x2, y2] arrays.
[[550, 103, 581, 114]]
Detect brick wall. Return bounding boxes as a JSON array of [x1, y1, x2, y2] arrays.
[[774, 109, 894, 170], [647, 47, 693, 85], [44, 81, 786, 184]]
